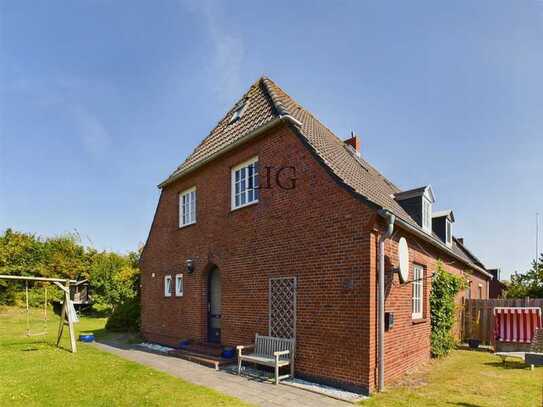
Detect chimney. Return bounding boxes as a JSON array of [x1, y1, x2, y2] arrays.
[[344, 131, 361, 154], [457, 237, 464, 245]]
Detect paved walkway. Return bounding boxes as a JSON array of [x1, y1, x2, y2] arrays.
[[93, 341, 353, 407]]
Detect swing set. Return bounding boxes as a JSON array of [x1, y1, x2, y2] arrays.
[[0, 274, 82, 353]]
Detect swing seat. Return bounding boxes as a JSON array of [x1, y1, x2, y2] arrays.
[[26, 331, 48, 337]]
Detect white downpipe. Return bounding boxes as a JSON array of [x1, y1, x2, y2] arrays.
[[377, 209, 395, 392]]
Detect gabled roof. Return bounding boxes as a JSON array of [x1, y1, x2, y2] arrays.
[[161, 78, 277, 186], [433, 209, 455, 222], [394, 185, 436, 203], [159, 76, 490, 278], [160, 77, 417, 224], [452, 237, 486, 270]]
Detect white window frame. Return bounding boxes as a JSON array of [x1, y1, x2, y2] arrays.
[[164, 275, 172, 297], [445, 218, 452, 247], [175, 274, 184, 297], [422, 198, 432, 233], [179, 187, 196, 228], [412, 265, 424, 320], [231, 156, 259, 210]]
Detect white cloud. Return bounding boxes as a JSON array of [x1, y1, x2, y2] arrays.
[[184, 0, 245, 103], [70, 105, 111, 158]]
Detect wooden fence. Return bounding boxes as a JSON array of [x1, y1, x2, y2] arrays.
[[462, 299, 543, 345]]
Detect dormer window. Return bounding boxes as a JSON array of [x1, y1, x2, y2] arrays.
[[446, 218, 452, 246], [394, 185, 435, 235], [422, 198, 432, 233], [229, 99, 248, 124], [432, 210, 454, 246]]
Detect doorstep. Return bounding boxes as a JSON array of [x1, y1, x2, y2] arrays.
[[169, 348, 234, 371]]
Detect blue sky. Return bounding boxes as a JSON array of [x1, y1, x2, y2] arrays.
[[1, 1, 542, 278]]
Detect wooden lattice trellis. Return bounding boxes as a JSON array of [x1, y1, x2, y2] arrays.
[[269, 277, 296, 339]]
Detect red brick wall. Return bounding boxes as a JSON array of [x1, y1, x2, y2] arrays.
[[141, 122, 376, 392], [369, 227, 489, 390], [140, 121, 490, 394]]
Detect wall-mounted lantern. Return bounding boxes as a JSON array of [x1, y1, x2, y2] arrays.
[[186, 258, 194, 274]]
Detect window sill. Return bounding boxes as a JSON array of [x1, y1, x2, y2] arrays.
[[175, 294, 183, 297], [231, 200, 258, 212], [412, 318, 427, 325], [178, 222, 196, 230]]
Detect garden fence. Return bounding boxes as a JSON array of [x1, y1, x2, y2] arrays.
[[462, 298, 543, 345]]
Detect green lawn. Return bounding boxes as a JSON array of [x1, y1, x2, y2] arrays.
[[362, 349, 543, 407], [2, 307, 541, 407], [0, 306, 248, 406]]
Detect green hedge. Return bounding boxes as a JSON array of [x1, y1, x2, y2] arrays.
[[430, 261, 465, 358], [105, 298, 140, 332]]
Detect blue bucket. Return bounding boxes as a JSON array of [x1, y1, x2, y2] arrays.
[[179, 339, 190, 349], [79, 333, 95, 343], [222, 347, 235, 359]]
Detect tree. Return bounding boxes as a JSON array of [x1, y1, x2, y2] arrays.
[[0, 229, 140, 314], [507, 253, 543, 299], [87, 251, 140, 314]]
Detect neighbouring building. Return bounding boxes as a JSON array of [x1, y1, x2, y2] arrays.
[[140, 77, 493, 394], [488, 268, 507, 298]]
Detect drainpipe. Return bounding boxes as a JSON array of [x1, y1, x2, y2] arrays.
[[377, 209, 395, 392]]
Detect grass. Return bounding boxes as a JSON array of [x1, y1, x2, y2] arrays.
[[2, 307, 541, 407], [0, 306, 249, 406], [362, 349, 543, 407]]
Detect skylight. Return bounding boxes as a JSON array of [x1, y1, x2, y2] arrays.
[[229, 99, 247, 124]]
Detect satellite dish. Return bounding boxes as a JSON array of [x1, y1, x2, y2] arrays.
[[398, 237, 409, 283]]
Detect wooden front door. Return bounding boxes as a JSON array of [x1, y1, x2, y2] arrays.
[[207, 268, 221, 343]]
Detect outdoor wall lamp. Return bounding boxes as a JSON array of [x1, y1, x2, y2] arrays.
[[186, 258, 194, 274]]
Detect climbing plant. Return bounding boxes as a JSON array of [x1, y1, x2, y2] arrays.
[[430, 261, 465, 357]]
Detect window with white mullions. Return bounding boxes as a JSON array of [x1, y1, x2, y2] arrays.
[[412, 265, 424, 319], [164, 275, 172, 297], [422, 198, 432, 233], [179, 187, 196, 227], [445, 219, 452, 246], [175, 274, 183, 297], [232, 157, 259, 210]]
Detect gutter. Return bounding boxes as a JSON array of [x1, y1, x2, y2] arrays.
[[378, 209, 492, 279], [158, 115, 302, 189], [376, 209, 395, 392]]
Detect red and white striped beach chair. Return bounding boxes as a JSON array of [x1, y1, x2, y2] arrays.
[[494, 307, 542, 345], [493, 307, 543, 369]]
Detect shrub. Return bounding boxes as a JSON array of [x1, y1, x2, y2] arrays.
[[105, 298, 140, 332], [430, 261, 465, 357]]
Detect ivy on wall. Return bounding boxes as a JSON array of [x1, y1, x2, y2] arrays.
[[430, 261, 465, 357]]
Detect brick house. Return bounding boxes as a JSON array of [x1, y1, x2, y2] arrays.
[[140, 77, 493, 394]]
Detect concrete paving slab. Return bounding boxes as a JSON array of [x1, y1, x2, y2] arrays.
[[92, 341, 353, 407]]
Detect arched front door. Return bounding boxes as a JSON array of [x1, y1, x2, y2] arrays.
[[207, 268, 221, 343]]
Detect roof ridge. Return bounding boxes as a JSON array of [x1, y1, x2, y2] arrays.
[[260, 77, 289, 117], [262, 77, 342, 144], [261, 77, 402, 193]]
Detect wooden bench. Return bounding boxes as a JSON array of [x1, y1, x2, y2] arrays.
[[237, 334, 295, 384]]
